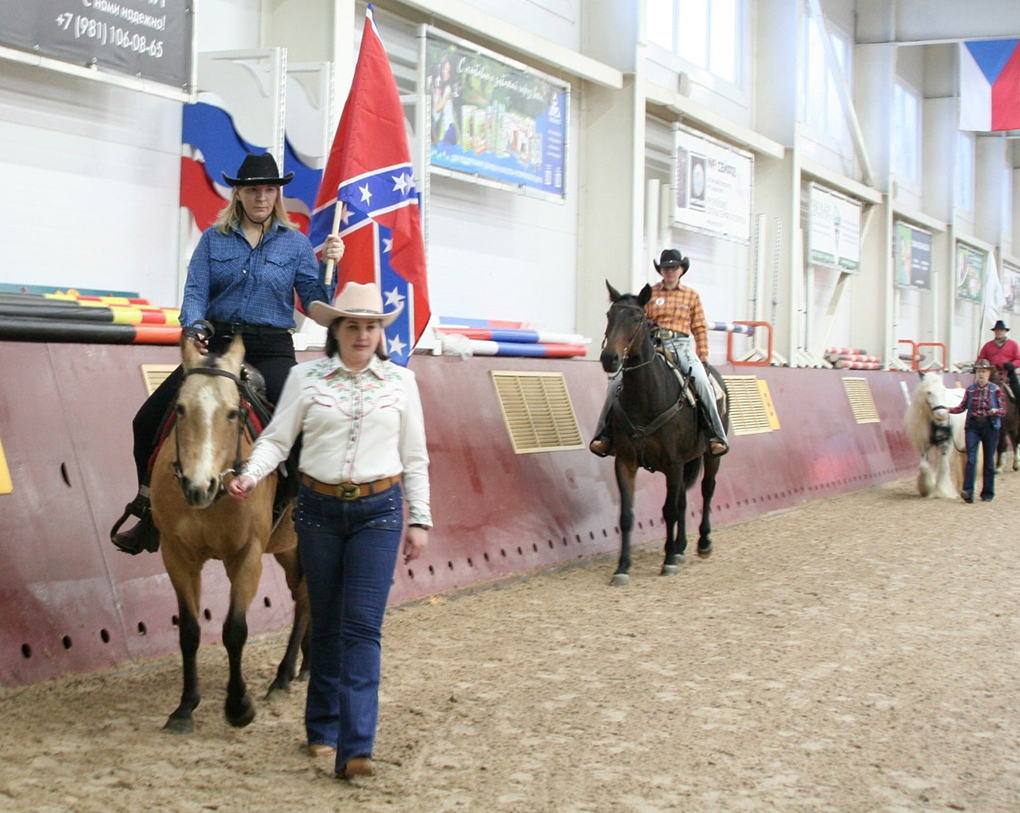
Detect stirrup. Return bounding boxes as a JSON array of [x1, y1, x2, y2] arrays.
[[589, 436, 613, 458], [110, 492, 159, 554], [709, 439, 728, 457]]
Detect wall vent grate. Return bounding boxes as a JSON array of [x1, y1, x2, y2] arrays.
[[842, 377, 880, 424], [490, 371, 585, 454]]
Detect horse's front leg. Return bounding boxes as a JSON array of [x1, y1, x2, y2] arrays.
[[612, 458, 637, 586], [162, 551, 202, 734], [698, 454, 720, 557], [934, 443, 958, 498], [916, 452, 935, 497], [221, 548, 263, 728], [661, 470, 685, 576], [1013, 436, 1020, 471]]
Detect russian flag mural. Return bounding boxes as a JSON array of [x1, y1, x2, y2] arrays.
[[959, 40, 1020, 132], [309, 5, 430, 366]]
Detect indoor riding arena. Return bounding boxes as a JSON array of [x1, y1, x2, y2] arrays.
[[4, 0, 1020, 810]]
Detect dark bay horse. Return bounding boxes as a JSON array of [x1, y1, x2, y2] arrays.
[[994, 372, 1020, 472], [150, 334, 309, 733], [599, 282, 728, 586]]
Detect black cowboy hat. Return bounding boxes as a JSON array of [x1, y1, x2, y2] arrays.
[[222, 153, 294, 187], [653, 248, 691, 275], [992, 319, 1010, 332]]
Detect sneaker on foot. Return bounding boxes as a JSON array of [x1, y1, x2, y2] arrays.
[[709, 440, 728, 456]]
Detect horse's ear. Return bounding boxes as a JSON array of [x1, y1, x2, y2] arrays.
[[181, 334, 203, 370], [606, 280, 622, 301], [222, 333, 245, 373], [637, 284, 653, 306]]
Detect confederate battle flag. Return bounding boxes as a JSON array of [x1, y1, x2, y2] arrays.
[[308, 5, 430, 364]]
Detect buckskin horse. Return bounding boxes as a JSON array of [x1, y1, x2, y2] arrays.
[[598, 282, 728, 586], [150, 334, 309, 733]]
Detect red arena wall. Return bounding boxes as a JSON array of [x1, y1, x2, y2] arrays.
[[0, 341, 922, 687]]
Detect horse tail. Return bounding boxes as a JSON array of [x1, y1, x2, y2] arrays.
[[683, 455, 703, 490]]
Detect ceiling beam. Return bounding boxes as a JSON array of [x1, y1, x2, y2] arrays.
[[858, 0, 1020, 44]]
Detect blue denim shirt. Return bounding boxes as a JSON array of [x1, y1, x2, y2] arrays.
[[180, 220, 335, 329]]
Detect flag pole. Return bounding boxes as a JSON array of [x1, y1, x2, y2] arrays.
[[324, 203, 344, 285]]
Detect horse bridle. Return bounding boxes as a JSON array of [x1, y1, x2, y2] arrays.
[[607, 303, 657, 373], [173, 366, 246, 493]]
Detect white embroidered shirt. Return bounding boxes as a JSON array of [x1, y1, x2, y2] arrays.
[[242, 354, 432, 528]]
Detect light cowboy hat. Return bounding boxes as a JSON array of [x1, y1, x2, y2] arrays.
[[222, 152, 294, 187], [308, 281, 403, 328]]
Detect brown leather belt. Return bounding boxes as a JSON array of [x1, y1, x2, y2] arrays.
[[301, 473, 402, 501]]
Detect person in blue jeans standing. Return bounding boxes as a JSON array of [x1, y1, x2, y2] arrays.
[[948, 358, 1006, 503], [228, 281, 431, 780]]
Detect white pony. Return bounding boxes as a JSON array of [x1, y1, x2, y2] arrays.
[[904, 372, 967, 498]]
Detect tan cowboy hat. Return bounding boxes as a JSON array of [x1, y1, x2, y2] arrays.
[[308, 281, 403, 328]]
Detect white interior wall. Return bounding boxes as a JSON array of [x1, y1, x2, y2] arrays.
[[0, 61, 182, 302], [1, 0, 1018, 365]]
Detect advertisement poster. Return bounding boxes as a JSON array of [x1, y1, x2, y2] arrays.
[[673, 125, 753, 244], [426, 31, 567, 197], [808, 184, 862, 272], [0, 0, 193, 93], [1003, 264, 1020, 315], [956, 243, 984, 303], [893, 221, 932, 290]]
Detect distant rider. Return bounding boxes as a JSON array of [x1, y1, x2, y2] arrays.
[[589, 248, 728, 459], [976, 319, 1020, 404]]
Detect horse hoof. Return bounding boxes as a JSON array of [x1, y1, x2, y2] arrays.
[[610, 573, 630, 587], [226, 697, 256, 728], [660, 564, 679, 576], [265, 686, 290, 702], [698, 543, 713, 558], [163, 717, 194, 735]]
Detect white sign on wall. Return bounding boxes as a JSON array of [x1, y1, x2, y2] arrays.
[[672, 125, 753, 245], [807, 183, 861, 272]]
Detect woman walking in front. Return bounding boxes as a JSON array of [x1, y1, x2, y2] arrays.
[[228, 281, 431, 780]]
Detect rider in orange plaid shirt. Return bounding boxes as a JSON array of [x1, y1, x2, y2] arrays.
[[590, 248, 728, 458]]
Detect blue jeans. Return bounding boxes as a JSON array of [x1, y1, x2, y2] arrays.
[[962, 419, 1000, 499], [296, 482, 403, 766]]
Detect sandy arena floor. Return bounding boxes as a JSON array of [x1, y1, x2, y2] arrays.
[[1, 474, 1019, 812]]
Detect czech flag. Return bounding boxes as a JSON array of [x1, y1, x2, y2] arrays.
[[959, 40, 1020, 132], [308, 5, 430, 365]]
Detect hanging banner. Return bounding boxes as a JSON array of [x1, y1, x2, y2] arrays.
[[956, 243, 985, 303], [893, 221, 932, 290], [807, 183, 861, 272], [673, 125, 753, 244], [426, 30, 568, 198], [0, 0, 194, 95], [1004, 263, 1020, 315]]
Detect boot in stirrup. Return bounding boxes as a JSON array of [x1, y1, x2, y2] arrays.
[[110, 489, 160, 555]]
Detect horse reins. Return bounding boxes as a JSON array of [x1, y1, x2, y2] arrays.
[[173, 366, 247, 496]]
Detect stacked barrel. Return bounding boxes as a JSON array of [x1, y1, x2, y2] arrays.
[[0, 291, 181, 344], [825, 346, 882, 370]]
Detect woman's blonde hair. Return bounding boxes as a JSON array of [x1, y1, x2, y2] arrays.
[[213, 188, 298, 234]]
